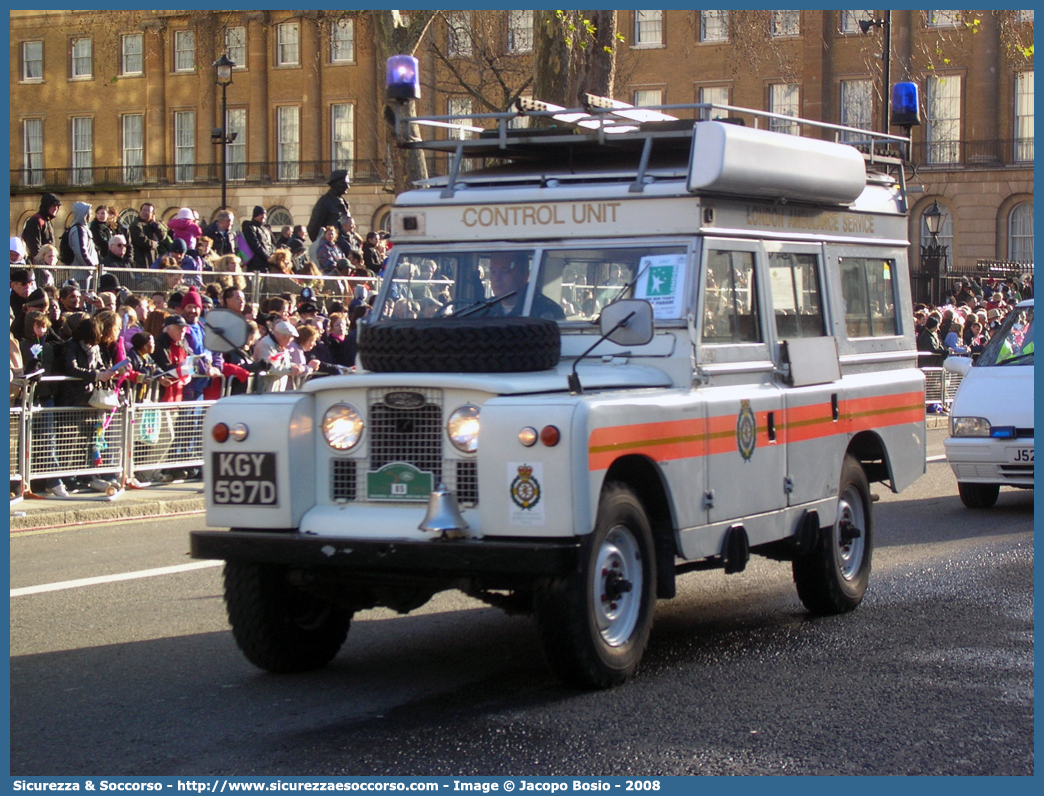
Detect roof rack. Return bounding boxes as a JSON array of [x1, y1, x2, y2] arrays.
[[392, 96, 912, 206]]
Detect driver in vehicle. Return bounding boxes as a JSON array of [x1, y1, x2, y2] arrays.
[[487, 251, 565, 320]]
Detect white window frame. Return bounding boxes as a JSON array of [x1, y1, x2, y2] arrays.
[[770, 10, 800, 37], [1016, 10, 1033, 23], [122, 113, 144, 184], [700, 10, 729, 43], [1015, 71, 1033, 163], [331, 103, 355, 175], [71, 37, 92, 79], [226, 108, 247, 181], [1008, 203, 1034, 263], [174, 29, 195, 73], [23, 41, 43, 81], [448, 97, 473, 172], [769, 83, 800, 135], [507, 10, 533, 54], [277, 106, 300, 181], [121, 33, 143, 76], [633, 88, 663, 107], [447, 11, 472, 58], [926, 10, 961, 28], [839, 11, 871, 34], [71, 116, 93, 185], [331, 18, 355, 63], [840, 79, 873, 141], [277, 22, 300, 67], [174, 110, 195, 183], [699, 85, 729, 120], [23, 119, 43, 187], [926, 74, 961, 165], [224, 27, 246, 69], [634, 10, 664, 47]]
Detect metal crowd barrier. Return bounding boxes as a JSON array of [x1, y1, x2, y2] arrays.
[[10, 401, 26, 504], [921, 366, 963, 409]]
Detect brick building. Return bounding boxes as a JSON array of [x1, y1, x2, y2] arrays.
[[10, 10, 1034, 300]]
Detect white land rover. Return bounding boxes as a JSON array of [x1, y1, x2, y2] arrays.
[[191, 91, 927, 688]]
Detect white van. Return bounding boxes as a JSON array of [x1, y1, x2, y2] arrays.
[[944, 298, 1034, 507], [192, 96, 926, 688]]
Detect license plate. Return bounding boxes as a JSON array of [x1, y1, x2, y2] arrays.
[[1006, 447, 1034, 464], [212, 452, 278, 506], [366, 461, 433, 502]]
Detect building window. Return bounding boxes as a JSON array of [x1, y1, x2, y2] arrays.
[[633, 89, 663, 107], [174, 110, 195, 183], [1016, 10, 1034, 23], [926, 10, 961, 28], [1015, 71, 1033, 162], [121, 34, 143, 76], [23, 41, 43, 81], [224, 27, 246, 68], [839, 11, 871, 34], [71, 37, 92, 78], [174, 30, 195, 72], [770, 10, 800, 37], [634, 11, 663, 46], [267, 206, 294, 230], [226, 108, 246, 181], [277, 23, 299, 66], [331, 19, 355, 62], [23, 119, 43, 187], [926, 74, 961, 165], [71, 116, 93, 185], [1008, 203, 1034, 262], [701, 10, 729, 42], [699, 85, 729, 119], [448, 97, 473, 171], [507, 10, 533, 54], [331, 103, 355, 174], [840, 79, 873, 141], [919, 203, 953, 256], [122, 114, 144, 184], [277, 106, 300, 181], [447, 11, 472, 57], [769, 83, 800, 134]]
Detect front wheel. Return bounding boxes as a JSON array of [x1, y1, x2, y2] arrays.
[[957, 482, 1000, 509], [534, 483, 656, 688], [223, 562, 351, 673], [793, 455, 872, 615]]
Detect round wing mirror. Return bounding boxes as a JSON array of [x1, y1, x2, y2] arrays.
[[202, 308, 248, 353]]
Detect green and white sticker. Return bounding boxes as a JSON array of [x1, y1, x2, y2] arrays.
[[635, 254, 686, 319], [366, 462, 433, 502]]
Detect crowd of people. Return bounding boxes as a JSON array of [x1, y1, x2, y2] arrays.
[[914, 273, 1034, 365], [10, 171, 393, 498]]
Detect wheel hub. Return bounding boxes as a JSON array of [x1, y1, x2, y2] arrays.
[[593, 525, 643, 647]]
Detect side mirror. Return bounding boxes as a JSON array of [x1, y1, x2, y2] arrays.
[[600, 299, 654, 347], [943, 355, 973, 377], [202, 308, 248, 353]]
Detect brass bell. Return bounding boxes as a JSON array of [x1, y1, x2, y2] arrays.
[[418, 482, 469, 535]]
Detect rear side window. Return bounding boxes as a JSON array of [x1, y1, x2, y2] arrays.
[[839, 257, 898, 338], [769, 252, 825, 338], [703, 249, 761, 343]]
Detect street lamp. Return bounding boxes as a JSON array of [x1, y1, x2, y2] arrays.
[[858, 12, 891, 134], [920, 200, 949, 304], [212, 53, 237, 211]]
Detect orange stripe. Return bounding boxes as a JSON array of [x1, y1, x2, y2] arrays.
[[587, 390, 925, 471]]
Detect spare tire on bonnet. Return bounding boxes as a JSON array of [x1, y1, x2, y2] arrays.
[[358, 316, 560, 373]]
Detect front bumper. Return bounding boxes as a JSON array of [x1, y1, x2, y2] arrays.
[[944, 437, 1034, 486], [190, 530, 581, 578]]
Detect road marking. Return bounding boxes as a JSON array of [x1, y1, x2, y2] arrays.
[[926, 454, 947, 463], [10, 560, 223, 598]]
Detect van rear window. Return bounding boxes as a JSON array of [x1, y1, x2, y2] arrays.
[[840, 257, 899, 338]]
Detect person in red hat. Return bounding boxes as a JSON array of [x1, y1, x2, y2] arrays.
[[179, 286, 223, 400]]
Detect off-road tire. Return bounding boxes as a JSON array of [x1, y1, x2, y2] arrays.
[[534, 483, 656, 689], [223, 561, 351, 673], [957, 482, 1000, 509], [793, 455, 873, 615], [358, 317, 560, 373]]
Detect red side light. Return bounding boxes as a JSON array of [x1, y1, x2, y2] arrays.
[[540, 425, 560, 447], [211, 423, 230, 443]]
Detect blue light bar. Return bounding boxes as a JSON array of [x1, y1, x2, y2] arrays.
[[890, 82, 920, 127], [386, 55, 420, 100]]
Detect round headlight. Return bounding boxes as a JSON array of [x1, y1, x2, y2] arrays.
[[447, 405, 480, 454], [323, 403, 364, 451]]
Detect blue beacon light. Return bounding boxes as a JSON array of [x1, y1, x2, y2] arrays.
[[890, 82, 920, 128], [386, 55, 420, 100]]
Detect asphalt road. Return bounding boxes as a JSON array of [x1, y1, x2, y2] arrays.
[[10, 428, 1033, 776]]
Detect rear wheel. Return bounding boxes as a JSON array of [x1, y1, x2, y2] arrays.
[[957, 482, 1000, 509], [793, 455, 872, 615], [534, 483, 656, 688], [223, 562, 351, 673]]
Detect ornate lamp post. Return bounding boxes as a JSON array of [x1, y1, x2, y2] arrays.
[[212, 54, 236, 211], [920, 201, 949, 304]]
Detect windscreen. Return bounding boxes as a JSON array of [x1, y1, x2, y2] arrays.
[[976, 305, 1034, 367]]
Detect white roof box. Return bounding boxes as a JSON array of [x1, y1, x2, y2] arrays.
[[688, 121, 867, 205]]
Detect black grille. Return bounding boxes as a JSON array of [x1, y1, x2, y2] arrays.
[[331, 459, 357, 501], [456, 461, 479, 506], [368, 388, 444, 487]]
